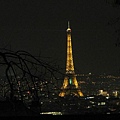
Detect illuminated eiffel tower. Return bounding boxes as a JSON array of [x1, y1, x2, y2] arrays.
[[59, 21, 83, 97]]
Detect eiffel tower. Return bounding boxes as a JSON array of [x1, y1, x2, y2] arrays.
[[59, 21, 83, 97]]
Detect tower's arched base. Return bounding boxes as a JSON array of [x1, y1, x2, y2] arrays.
[[59, 90, 83, 97], [59, 76, 84, 97]]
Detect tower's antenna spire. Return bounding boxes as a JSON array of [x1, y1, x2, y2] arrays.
[[68, 21, 70, 28]]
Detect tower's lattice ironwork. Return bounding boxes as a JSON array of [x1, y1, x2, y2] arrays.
[[59, 21, 83, 97]]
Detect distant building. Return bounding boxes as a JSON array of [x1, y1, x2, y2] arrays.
[[98, 90, 109, 97]]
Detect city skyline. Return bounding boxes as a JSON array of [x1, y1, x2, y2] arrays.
[[0, 0, 120, 75]]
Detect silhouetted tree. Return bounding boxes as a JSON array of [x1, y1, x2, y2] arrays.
[[0, 48, 64, 113]]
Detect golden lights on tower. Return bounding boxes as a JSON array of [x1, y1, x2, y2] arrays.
[[59, 21, 83, 97]]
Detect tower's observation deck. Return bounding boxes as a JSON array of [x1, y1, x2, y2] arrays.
[[59, 21, 83, 97]]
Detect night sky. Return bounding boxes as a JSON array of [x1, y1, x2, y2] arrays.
[[0, 0, 120, 75]]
